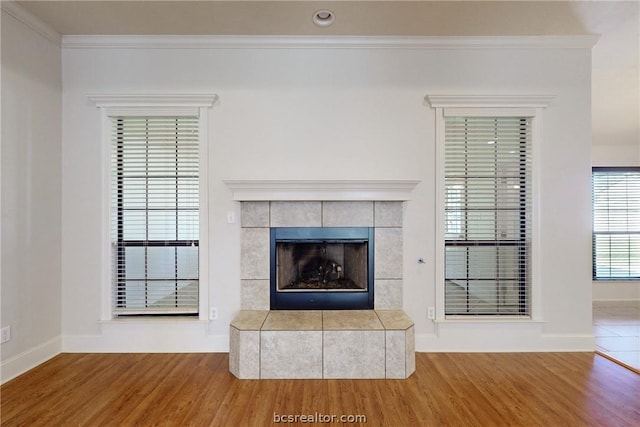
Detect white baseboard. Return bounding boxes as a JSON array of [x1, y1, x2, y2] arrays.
[[62, 319, 229, 352], [62, 334, 229, 353], [592, 281, 640, 301], [62, 320, 229, 353], [415, 332, 595, 352], [1, 336, 62, 384]]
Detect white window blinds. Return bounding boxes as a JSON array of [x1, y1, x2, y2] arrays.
[[444, 116, 532, 316], [592, 168, 640, 280], [111, 116, 200, 315]]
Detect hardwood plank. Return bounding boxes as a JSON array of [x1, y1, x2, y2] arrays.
[[2, 352, 639, 426]]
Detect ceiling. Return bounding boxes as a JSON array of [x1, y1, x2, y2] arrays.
[[11, 0, 640, 151], [13, 1, 633, 38]]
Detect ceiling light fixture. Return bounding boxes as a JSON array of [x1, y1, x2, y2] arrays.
[[313, 9, 335, 27]]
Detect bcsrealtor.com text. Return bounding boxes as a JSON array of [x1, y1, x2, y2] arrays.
[[273, 412, 367, 423]]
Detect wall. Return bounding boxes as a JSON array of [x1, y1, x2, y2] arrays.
[[589, 1, 640, 302], [1, 9, 62, 382], [60, 37, 594, 352]]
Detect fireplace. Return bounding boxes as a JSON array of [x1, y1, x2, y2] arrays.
[[231, 197, 415, 379], [270, 227, 374, 310]]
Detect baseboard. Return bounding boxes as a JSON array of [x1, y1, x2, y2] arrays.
[[415, 332, 595, 352], [1, 336, 62, 384], [592, 299, 640, 304], [62, 333, 229, 353]]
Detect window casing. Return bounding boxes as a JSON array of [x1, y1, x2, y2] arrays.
[[112, 116, 200, 315], [592, 167, 640, 280], [428, 95, 550, 321], [90, 94, 215, 321]]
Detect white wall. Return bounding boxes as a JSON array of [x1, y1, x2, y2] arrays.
[[60, 38, 594, 352], [1, 10, 62, 382], [589, 1, 640, 302]]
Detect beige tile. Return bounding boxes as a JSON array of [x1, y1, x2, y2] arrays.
[[241, 201, 270, 227], [374, 279, 402, 309], [262, 310, 322, 331], [323, 330, 385, 379], [376, 310, 414, 330], [375, 228, 403, 279], [241, 280, 270, 310], [322, 310, 383, 330], [374, 201, 403, 227], [270, 201, 321, 227], [385, 330, 407, 379], [405, 325, 416, 377], [229, 326, 240, 377], [229, 327, 261, 379], [230, 310, 269, 330], [322, 201, 373, 227], [260, 330, 323, 379], [240, 228, 270, 280]]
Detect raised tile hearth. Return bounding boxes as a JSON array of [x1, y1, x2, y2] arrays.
[[229, 310, 415, 379]]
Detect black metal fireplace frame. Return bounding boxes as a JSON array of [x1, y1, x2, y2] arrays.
[[270, 227, 374, 310]]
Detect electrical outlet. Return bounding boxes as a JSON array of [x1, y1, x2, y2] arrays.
[[226, 211, 235, 224], [210, 307, 218, 320], [427, 307, 435, 320], [1, 326, 11, 344]]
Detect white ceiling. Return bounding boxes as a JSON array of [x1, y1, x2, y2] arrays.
[[11, 0, 640, 151]]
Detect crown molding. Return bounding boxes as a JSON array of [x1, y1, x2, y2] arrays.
[[88, 93, 219, 109], [1, 1, 61, 45], [62, 35, 600, 50], [223, 180, 421, 201], [425, 94, 555, 109]]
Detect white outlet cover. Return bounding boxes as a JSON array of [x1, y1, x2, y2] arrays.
[[1, 326, 11, 343]]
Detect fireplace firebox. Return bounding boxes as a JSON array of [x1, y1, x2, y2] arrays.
[[270, 227, 374, 310]]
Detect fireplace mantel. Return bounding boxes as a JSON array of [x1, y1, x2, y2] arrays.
[[223, 179, 420, 201]]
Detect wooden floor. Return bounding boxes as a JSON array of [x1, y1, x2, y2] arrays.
[[1, 352, 639, 426]]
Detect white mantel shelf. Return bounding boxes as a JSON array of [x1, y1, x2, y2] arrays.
[[223, 180, 420, 201]]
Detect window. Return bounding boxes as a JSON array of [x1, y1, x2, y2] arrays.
[[592, 167, 640, 280], [111, 116, 200, 315], [444, 116, 532, 316]]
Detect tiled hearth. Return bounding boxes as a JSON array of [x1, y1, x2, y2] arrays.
[[229, 199, 415, 379], [230, 309, 415, 379]]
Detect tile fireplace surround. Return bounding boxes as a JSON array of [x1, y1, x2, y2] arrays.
[[229, 198, 416, 379]]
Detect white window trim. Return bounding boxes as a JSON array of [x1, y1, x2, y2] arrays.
[[426, 94, 553, 322], [89, 93, 218, 321]]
